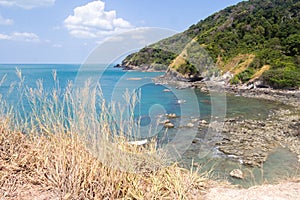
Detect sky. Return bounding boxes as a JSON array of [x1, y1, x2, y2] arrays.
[[0, 0, 244, 64]]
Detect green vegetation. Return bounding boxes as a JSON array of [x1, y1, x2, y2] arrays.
[[230, 75, 240, 85], [122, 47, 176, 68], [176, 62, 198, 75], [122, 0, 300, 89], [262, 67, 300, 88], [240, 68, 255, 83]]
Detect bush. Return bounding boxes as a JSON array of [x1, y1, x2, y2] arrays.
[[176, 62, 198, 75], [262, 67, 300, 89], [230, 75, 240, 84], [237, 68, 255, 83]]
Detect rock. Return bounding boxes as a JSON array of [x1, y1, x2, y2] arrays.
[[193, 162, 201, 168], [191, 118, 198, 123], [201, 120, 208, 124], [186, 123, 194, 128], [166, 113, 177, 118], [192, 138, 201, 144], [164, 122, 175, 128], [160, 119, 170, 124], [208, 107, 300, 168], [113, 64, 121, 68], [230, 169, 244, 179]]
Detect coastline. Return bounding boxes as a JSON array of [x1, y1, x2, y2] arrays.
[[153, 74, 300, 167], [116, 63, 299, 107], [153, 75, 300, 108], [117, 66, 299, 169]]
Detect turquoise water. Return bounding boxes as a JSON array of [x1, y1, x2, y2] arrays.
[[0, 64, 298, 186], [0, 64, 284, 120]]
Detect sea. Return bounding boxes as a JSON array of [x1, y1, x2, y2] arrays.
[[0, 63, 298, 187]]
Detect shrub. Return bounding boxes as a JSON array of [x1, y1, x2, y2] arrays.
[[176, 62, 198, 75], [262, 67, 300, 89], [230, 75, 241, 85], [237, 68, 255, 83]]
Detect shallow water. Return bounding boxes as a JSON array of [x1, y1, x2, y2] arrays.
[[181, 147, 299, 188], [0, 63, 298, 187]]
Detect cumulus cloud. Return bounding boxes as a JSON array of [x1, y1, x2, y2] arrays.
[[0, 0, 55, 9], [64, 1, 133, 39], [0, 32, 39, 42], [0, 13, 13, 25]]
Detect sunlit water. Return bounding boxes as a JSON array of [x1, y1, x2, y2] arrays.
[[0, 64, 298, 187]]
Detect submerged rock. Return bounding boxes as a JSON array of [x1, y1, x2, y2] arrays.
[[164, 122, 175, 128]]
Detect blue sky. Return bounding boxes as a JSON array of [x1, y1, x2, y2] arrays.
[[0, 0, 244, 63]]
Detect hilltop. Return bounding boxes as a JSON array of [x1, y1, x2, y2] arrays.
[[120, 0, 300, 89]]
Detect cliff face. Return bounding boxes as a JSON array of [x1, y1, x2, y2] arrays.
[[121, 0, 300, 88]]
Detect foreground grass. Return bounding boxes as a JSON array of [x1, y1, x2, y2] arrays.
[[0, 119, 206, 199]]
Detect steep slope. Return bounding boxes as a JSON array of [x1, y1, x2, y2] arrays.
[[121, 0, 300, 88]]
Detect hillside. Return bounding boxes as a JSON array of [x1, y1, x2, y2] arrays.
[[121, 0, 300, 89]]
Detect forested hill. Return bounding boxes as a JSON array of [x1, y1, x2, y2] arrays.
[[121, 0, 300, 89]]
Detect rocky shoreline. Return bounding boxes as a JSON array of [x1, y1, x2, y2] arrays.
[[213, 109, 299, 167], [152, 76, 300, 168], [116, 65, 300, 168], [187, 108, 300, 168], [153, 75, 300, 107], [116, 63, 299, 108]]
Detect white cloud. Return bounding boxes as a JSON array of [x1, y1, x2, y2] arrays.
[[0, 0, 55, 9], [0, 32, 39, 42], [64, 1, 133, 39], [0, 13, 13, 25], [0, 33, 10, 40]]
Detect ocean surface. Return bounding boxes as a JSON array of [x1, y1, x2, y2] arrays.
[[0, 64, 283, 119], [0, 64, 298, 187]]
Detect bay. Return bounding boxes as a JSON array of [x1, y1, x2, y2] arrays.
[[0, 63, 297, 187]]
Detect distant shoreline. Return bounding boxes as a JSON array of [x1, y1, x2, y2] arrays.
[[152, 75, 300, 108], [116, 64, 300, 108]]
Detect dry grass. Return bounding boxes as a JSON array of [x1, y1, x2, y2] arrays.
[[0, 121, 206, 199], [169, 38, 197, 71], [219, 54, 255, 74], [0, 73, 207, 199], [249, 65, 271, 82]]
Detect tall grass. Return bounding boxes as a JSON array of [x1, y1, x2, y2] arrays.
[[0, 71, 207, 199]]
